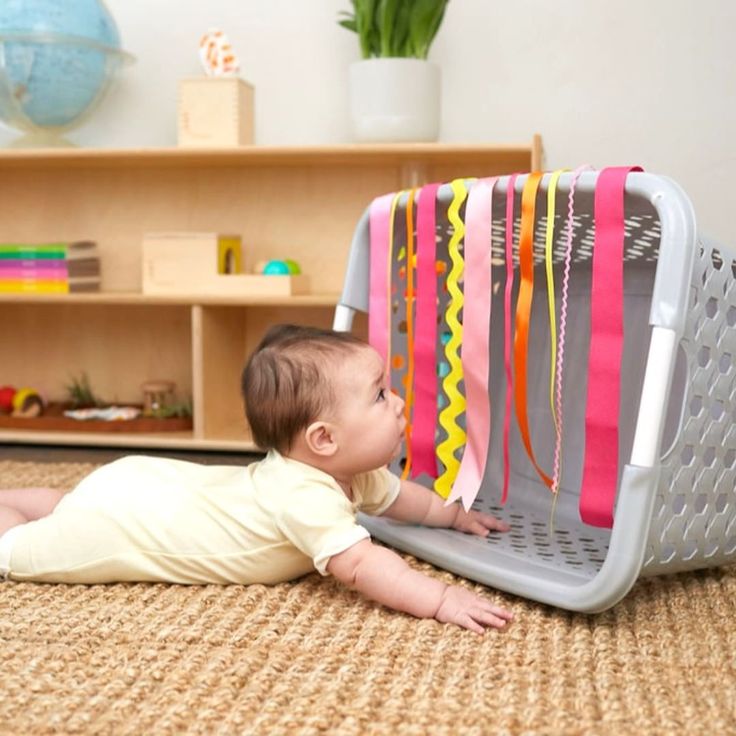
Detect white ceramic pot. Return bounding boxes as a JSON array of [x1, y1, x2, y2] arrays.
[[348, 58, 441, 143]]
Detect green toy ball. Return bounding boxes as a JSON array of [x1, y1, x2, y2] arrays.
[[263, 260, 290, 276], [283, 259, 302, 275]]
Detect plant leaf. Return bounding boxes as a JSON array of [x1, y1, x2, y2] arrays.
[[378, 0, 401, 56], [339, 0, 448, 58], [409, 0, 448, 58]]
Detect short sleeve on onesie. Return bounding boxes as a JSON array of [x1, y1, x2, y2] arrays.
[[269, 457, 401, 576], [353, 466, 401, 515]]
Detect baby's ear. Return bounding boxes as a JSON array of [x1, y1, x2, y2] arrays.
[[304, 421, 338, 457]]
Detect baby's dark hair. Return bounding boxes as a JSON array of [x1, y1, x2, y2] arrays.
[[241, 323, 367, 453]]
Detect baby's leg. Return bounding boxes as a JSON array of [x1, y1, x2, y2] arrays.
[[0, 488, 64, 523], [0, 505, 27, 537]]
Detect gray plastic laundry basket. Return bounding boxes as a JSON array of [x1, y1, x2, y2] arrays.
[[333, 171, 736, 612]]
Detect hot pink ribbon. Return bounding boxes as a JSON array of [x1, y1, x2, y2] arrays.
[[445, 177, 497, 510], [579, 165, 642, 527], [410, 183, 442, 478], [368, 193, 395, 367], [501, 174, 519, 505]]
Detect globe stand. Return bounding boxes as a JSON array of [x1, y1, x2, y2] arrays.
[[6, 129, 77, 148]]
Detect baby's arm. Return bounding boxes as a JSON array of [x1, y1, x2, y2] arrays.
[[327, 538, 513, 634], [380, 478, 511, 536]]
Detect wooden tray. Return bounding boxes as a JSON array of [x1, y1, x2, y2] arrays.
[[0, 403, 193, 433]]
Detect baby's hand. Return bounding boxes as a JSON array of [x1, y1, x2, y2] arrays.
[[452, 508, 511, 536], [435, 585, 514, 634]]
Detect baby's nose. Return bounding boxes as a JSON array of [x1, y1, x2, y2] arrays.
[[394, 393, 405, 414]]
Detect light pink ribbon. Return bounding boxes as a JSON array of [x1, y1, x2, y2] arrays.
[[579, 165, 642, 527], [445, 177, 497, 510], [501, 174, 519, 505], [410, 182, 442, 478], [368, 193, 395, 367]]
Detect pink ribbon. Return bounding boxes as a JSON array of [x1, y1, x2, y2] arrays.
[[501, 174, 519, 505], [368, 193, 395, 367], [445, 177, 497, 509], [579, 165, 642, 527], [410, 183, 442, 478]]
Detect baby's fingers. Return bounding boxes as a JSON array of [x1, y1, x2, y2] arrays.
[[458, 614, 486, 635], [467, 606, 511, 631], [477, 513, 511, 532]]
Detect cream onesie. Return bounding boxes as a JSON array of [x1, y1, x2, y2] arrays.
[[0, 451, 400, 584]]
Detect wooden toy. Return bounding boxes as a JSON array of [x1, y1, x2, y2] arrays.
[[178, 77, 254, 147], [142, 232, 310, 297], [141, 380, 176, 417], [11, 387, 44, 418]]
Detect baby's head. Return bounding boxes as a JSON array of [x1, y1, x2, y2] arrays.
[[242, 324, 405, 472]]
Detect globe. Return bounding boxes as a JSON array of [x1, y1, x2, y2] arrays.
[[0, 0, 134, 146]]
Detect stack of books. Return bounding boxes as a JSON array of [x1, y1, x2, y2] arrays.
[[0, 241, 101, 293]]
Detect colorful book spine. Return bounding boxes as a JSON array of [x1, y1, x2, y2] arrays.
[[0, 243, 99, 294], [0, 245, 66, 260], [0, 265, 68, 279], [0, 280, 70, 293]]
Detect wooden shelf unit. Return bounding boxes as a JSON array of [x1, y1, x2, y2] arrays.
[[0, 138, 541, 451]]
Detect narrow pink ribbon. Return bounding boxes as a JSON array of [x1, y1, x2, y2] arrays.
[[501, 173, 519, 505], [410, 182, 442, 478], [445, 177, 497, 510], [368, 193, 395, 366], [579, 165, 642, 527]]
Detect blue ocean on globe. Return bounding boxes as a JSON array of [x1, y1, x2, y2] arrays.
[[0, 0, 130, 134]]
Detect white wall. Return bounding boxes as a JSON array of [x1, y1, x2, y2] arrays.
[[2, 0, 733, 241]]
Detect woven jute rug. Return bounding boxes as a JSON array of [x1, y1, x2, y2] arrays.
[[0, 460, 734, 736]]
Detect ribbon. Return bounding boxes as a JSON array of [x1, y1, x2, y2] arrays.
[[544, 169, 567, 451], [445, 177, 498, 510], [369, 193, 394, 366], [549, 165, 593, 533], [514, 172, 554, 489], [435, 179, 469, 498], [579, 165, 642, 527], [501, 173, 519, 505], [385, 192, 404, 376], [401, 189, 418, 480], [552, 166, 592, 499], [411, 183, 442, 478]]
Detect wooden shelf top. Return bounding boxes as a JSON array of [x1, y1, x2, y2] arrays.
[[0, 140, 540, 169], [0, 291, 343, 307], [0, 428, 257, 451]]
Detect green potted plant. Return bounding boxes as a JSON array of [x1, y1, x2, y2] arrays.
[[338, 0, 449, 142]]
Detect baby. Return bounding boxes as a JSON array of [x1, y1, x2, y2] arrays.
[[0, 324, 513, 633]]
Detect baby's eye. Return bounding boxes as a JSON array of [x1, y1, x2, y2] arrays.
[[376, 388, 386, 402]]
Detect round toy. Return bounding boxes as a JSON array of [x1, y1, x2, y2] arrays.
[[0, 385, 16, 414], [263, 259, 290, 276], [283, 259, 302, 275], [11, 387, 45, 418]]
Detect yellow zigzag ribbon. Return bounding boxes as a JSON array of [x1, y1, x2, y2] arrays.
[[435, 178, 469, 498]]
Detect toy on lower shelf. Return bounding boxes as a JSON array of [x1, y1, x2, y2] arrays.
[[0, 386, 45, 417], [0, 374, 193, 433], [141, 380, 177, 417]]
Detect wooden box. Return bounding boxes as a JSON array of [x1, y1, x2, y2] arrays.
[[178, 77, 254, 147], [142, 232, 309, 297]]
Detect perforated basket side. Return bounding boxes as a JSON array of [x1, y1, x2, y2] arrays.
[[644, 236, 736, 574]]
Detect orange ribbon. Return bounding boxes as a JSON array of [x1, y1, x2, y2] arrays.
[[514, 172, 554, 490]]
